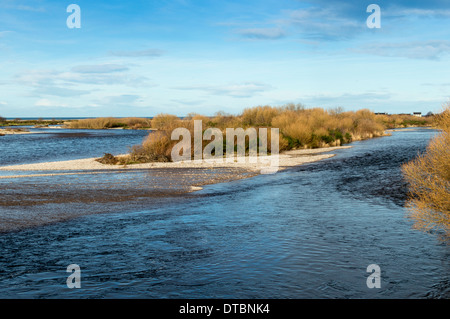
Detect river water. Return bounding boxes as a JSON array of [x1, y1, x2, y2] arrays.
[[0, 127, 149, 166], [0, 127, 448, 298]]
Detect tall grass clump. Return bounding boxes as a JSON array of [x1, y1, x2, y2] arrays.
[[129, 131, 175, 162], [67, 117, 151, 129], [151, 114, 181, 130], [127, 114, 183, 162], [271, 107, 385, 149], [241, 106, 281, 127], [376, 113, 435, 129], [402, 106, 450, 234]]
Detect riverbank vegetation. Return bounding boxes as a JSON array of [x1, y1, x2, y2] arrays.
[[375, 113, 435, 129], [112, 105, 392, 164], [402, 105, 450, 234], [65, 117, 152, 129], [0, 118, 64, 127]]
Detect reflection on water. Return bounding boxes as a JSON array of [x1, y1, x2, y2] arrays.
[[0, 128, 448, 298]]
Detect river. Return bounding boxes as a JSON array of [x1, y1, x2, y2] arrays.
[[0, 127, 448, 298]]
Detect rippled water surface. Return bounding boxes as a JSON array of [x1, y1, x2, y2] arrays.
[[0, 127, 149, 165], [0, 128, 449, 298]]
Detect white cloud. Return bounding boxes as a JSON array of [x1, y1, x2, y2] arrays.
[[15, 67, 151, 88], [174, 82, 272, 98], [34, 99, 67, 107], [280, 7, 362, 41], [15, 5, 45, 12], [88, 94, 147, 109], [303, 92, 392, 104], [0, 2, 46, 12], [385, 7, 450, 18], [110, 49, 165, 57], [71, 64, 129, 74], [30, 86, 91, 97], [14, 69, 58, 87], [236, 28, 286, 40], [354, 40, 450, 60], [0, 31, 13, 38], [105, 94, 142, 104], [171, 99, 206, 106]]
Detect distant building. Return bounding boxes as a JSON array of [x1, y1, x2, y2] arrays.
[[413, 112, 422, 117], [375, 112, 387, 115]]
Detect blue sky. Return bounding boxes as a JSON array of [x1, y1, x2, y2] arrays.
[[0, 0, 449, 117]]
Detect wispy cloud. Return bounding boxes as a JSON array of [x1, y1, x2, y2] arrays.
[[0, 2, 46, 12], [297, 91, 394, 110], [354, 40, 450, 60], [110, 49, 165, 57], [304, 0, 450, 14], [15, 5, 46, 12], [15, 67, 150, 87], [244, 1, 450, 42], [34, 99, 67, 108], [0, 31, 14, 38], [388, 8, 450, 18], [89, 94, 146, 109], [174, 82, 272, 98], [227, 3, 363, 41], [304, 92, 392, 103], [171, 99, 206, 106], [236, 27, 286, 40], [279, 6, 363, 41], [104, 94, 142, 104], [422, 82, 450, 87], [31, 86, 91, 97], [71, 64, 129, 74]]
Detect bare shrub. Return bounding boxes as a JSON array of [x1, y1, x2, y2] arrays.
[[241, 106, 280, 127], [402, 106, 450, 233], [151, 114, 181, 130], [133, 130, 176, 162], [96, 153, 119, 165], [67, 117, 151, 129]]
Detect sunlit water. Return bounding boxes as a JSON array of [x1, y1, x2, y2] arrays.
[[0, 128, 448, 298], [0, 127, 149, 165]]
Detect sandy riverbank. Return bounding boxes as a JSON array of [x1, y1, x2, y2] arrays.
[[0, 146, 351, 179], [0, 129, 34, 135], [0, 146, 351, 173]]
